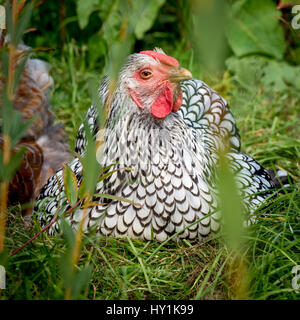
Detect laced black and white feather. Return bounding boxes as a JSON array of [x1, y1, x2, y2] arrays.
[[35, 54, 276, 242]]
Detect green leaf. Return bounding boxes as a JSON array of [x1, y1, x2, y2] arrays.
[[76, 0, 99, 29], [13, 1, 34, 45], [226, 0, 286, 59], [187, 0, 229, 74], [59, 252, 74, 293], [59, 219, 76, 295], [87, 33, 107, 67], [71, 265, 92, 299], [81, 120, 100, 195], [102, 10, 122, 43], [61, 218, 75, 251], [88, 78, 106, 128], [5, 1, 13, 41], [62, 164, 79, 207], [106, 38, 135, 81], [59, 218, 92, 299], [226, 55, 300, 91], [133, 0, 166, 40], [13, 52, 29, 93], [1, 50, 9, 79], [262, 60, 300, 90], [216, 153, 244, 251], [78, 180, 86, 201]]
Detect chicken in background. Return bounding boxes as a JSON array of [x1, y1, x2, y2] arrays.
[[0, 45, 71, 216]]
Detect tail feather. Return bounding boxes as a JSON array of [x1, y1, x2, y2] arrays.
[[25, 58, 54, 93], [266, 169, 293, 189], [0, 44, 70, 214]]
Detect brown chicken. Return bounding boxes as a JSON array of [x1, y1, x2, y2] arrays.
[[0, 45, 71, 215], [0, 136, 43, 214]]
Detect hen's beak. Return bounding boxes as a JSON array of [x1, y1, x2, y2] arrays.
[[168, 67, 192, 82]]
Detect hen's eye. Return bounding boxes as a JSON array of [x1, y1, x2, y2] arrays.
[[140, 69, 152, 79]]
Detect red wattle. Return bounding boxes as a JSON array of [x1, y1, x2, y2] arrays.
[[151, 86, 173, 119]]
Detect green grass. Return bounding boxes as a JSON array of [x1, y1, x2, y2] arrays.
[[1, 44, 299, 300]]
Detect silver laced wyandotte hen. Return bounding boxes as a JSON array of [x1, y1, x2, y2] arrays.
[[0, 46, 70, 215], [35, 48, 288, 242]]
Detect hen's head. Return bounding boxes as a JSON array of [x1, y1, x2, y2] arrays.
[[119, 49, 192, 119]]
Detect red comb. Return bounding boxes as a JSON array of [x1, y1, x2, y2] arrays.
[[140, 50, 179, 67]]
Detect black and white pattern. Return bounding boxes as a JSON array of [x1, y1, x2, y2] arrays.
[[179, 79, 241, 150], [35, 54, 276, 242]]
